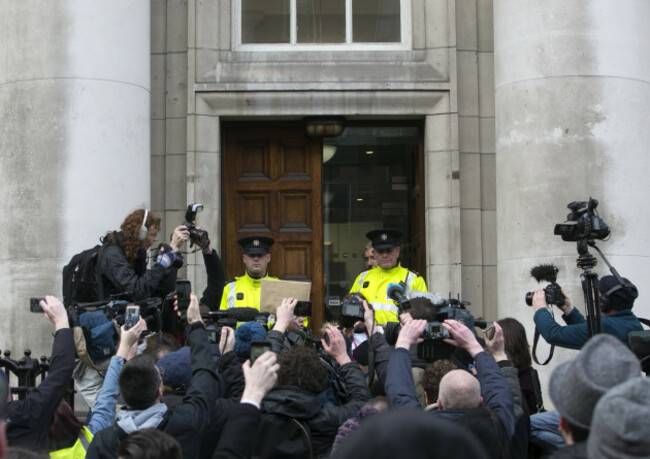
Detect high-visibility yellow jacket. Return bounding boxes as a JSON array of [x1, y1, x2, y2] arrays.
[[350, 264, 427, 324], [50, 426, 93, 459], [219, 272, 278, 310]]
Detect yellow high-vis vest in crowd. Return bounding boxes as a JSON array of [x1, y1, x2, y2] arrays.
[[350, 264, 427, 324]]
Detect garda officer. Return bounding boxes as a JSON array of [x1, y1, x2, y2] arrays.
[[220, 236, 278, 310], [350, 229, 427, 324]]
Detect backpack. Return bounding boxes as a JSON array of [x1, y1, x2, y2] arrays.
[[253, 413, 313, 459], [78, 309, 118, 363], [62, 239, 108, 308]]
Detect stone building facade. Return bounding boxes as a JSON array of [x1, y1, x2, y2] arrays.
[[2, 0, 649, 396]]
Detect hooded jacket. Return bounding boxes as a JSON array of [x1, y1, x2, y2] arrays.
[[256, 362, 371, 456]]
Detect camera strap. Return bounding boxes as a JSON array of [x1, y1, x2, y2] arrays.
[[532, 327, 554, 365]]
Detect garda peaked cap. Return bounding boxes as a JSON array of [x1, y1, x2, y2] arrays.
[[366, 229, 402, 250], [238, 236, 274, 255]]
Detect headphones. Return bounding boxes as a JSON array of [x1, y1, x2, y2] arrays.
[[599, 273, 638, 311], [139, 209, 149, 241]]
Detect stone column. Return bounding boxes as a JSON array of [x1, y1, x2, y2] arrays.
[[0, 1, 150, 355], [495, 0, 650, 392]]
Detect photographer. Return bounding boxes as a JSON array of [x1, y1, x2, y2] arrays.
[[384, 319, 515, 439], [99, 208, 188, 301], [532, 275, 642, 350]]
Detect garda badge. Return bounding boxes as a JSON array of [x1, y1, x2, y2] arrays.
[[253, 239, 260, 246]]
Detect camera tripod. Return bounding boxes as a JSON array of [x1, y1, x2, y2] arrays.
[[576, 239, 623, 337]]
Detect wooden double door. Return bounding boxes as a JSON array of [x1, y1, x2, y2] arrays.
[[223, 123, 324, 330]]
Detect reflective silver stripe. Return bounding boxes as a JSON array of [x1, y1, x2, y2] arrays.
[[404, 272, 415, 296], [227, 281, 237, 309], [371, 302, 399, 313], [79, 431, 91, 450], [357, 271, 369, 289]]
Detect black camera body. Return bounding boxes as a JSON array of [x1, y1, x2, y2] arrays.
[[184, 203, 210, 249], [385, 294, 486, 362], [554, 198, 610, 242], [525, 264, 565, 307], [417, 321, 453, 362], [340, 296, 365, 328]]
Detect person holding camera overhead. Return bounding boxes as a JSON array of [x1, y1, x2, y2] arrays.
[[99, 208, 189, 301], [531, 274, 643, 350], [220, 236, 278, 311], [350, 229, 427, 325]]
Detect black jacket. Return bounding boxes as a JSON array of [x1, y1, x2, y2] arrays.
[[199, 249, 226, 311], [6, 328, 76, 451], [257, 362, 371, 456], [212, 403, 261, 459], [86, 324, 220, 459], [99, 231, 176, 301]]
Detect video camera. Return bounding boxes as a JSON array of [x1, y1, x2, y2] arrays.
[[385, 290, 487, 362], [184, 203, 210, 249], [202, 307, 268, 344], [554, 198, 610, 242]]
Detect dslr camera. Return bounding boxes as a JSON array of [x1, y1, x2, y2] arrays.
[[339, 295, 365, 328], [184, 203, 210, 249], [525, 264, 565, 307]]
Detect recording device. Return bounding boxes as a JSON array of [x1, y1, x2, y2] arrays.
[[124, 305, 140, 330], [206, 321, 235, 345], [250, 340, 272, 364], [387, 283, 409, 308], [175, 279, 192, 311], [554, 198, 610, 242], [339, 296, 365, 328], [184, 203, 210, 249], [484, 324, 496, 340], [385, 293, 487, 362], [525, 264, 565, 307], [294, 300, 312, 317], [417, 322, 453, 362], [30, 297, 44, 313]]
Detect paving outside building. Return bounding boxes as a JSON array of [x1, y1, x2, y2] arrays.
[[1, 0, 649, 403]]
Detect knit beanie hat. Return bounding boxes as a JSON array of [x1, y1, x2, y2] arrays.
[[157, 346, 191, 390], [234, 321, 267, 359]]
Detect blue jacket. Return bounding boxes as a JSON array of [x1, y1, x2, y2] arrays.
[[385, 348, 515, 437], [533, 307, 642, 350]]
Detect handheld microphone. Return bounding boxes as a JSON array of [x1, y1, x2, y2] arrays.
[[387, 283, 407, 304]]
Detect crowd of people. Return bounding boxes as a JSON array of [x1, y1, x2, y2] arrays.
[[0, 208, 648, 458]]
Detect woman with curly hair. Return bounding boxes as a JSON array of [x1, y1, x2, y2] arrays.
[[99, 208, 189, 301]]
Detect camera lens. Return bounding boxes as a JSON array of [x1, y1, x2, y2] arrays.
[[525, 292, 533, 306]]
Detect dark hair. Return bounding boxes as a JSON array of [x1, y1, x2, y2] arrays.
[[110, 209, 161, 265], [406, 297, 437, 321], [457, 407, 513, 459], [422, 359, 458, 402], [278, 346, 328, 394], [118, 428, 182, 459], [143, 333, 180, 361], [119, 354, 161, 409], [497, 317, 532, 372], [49, 400, 84, 451]]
